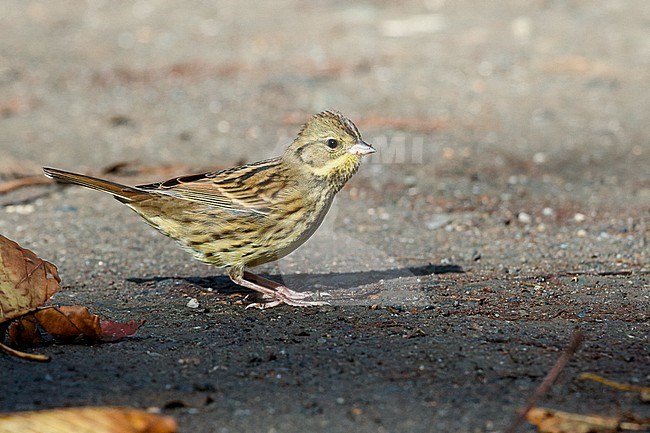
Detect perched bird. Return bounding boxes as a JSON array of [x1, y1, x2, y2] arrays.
[[44, 111, 375, 309]]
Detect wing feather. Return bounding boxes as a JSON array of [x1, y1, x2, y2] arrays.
[[136, 158, 291, 216]]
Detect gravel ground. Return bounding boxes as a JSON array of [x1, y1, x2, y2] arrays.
[[1, 1, 648, 432]]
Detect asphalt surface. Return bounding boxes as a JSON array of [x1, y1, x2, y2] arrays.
[[1, 1, 648, 432]]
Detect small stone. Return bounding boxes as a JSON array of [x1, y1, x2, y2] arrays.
[[404, 175, 417, 186], [511, 16, 532, 42], [517, 212, 532, 224], [187, 298, 200, 309], [573, 213, 586, 222], [425, 213, 450, 230], [532, 152, 547, 164], [542, 207, 555, 217], [576, 229, 587, 237]]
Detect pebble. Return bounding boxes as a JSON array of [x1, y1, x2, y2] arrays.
[[187, 298, 200, 309], [511, 16, 532, 42], [532, 152, 547, 164], [573, 213, 586, 222], [403, 175, 417, 186], [425, 213, 450, 230], [517, 212, 532, 224]]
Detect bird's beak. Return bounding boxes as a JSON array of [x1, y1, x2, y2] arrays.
[[348, 141, 376, 156]]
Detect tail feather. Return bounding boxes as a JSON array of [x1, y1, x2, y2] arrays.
[[43, 167, 141, 201]]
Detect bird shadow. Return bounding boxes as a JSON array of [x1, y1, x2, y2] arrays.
[[127, 263, 464, 293]]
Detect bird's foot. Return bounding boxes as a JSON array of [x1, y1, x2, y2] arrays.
[[245, 286, 330, 310], [231, 269, 332, 309]]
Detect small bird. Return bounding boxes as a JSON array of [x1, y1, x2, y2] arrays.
[[44, 111, 375, 309]]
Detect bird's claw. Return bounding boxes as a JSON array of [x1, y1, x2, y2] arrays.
[[244, 286, 331, 309]]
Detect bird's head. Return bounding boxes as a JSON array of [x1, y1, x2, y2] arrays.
[[284, 111, 375, 186]]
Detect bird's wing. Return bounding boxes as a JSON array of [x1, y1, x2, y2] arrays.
[[136, 158, 290, 216]]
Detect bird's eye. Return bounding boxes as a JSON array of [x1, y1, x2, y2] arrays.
[[326, 138, 339, 149]]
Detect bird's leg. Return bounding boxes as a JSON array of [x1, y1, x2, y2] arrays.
[[245, 271, 331, 302], [243, 271, 314, 299], [227, 267, 329, 309]]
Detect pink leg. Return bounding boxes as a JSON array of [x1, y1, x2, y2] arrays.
[[228, 267, 329, 309]]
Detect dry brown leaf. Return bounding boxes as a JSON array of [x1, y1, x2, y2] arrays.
[[0, 407, 177, 433], [99, 315, 146, 342], [34, 306, 102, 341], [526, 407, 650, 433], [0, 234, 61, 322], [6, 306, 145, 346], [0, 236, 144, 361], [4, 313, 41, 346]]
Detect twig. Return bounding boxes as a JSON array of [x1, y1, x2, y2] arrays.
[[0, 342, 50, 362], [505, 331, 585, 433], [0, 162, 207, 196], [566, 270, 633, 277], [578, 372, 650, 393], [0, 176, 52, 194]]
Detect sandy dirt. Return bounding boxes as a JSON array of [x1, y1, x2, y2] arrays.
[[1, 1, 648, 432]]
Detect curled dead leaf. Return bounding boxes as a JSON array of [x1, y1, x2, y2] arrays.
[[0, 234, 60, 322], [0, 407, 177, 433], [6, 306, 144, 346], [0, 236, 144, 362]]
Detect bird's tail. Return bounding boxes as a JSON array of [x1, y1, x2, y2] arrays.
[[43, 167, 142, 201]]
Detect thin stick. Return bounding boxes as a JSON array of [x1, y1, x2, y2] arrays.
[[504, 331, 585, 433], [578, 372, 650, 393], [0, 342, 50, 362], [0, 177, 52, 194]]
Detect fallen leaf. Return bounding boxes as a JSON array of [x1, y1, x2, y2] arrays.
[[526, 407, 649, 433], [100, 316, 146, 342], [0, 407, 177, 433], [0, 236, 144, 361], [4, 313, 41, 346], [6, 306, 144, 346], [33, 306, 102, 342], [0, 234, 61, 322]]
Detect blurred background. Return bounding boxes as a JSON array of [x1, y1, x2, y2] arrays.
[[2, 0, 647, 176]]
